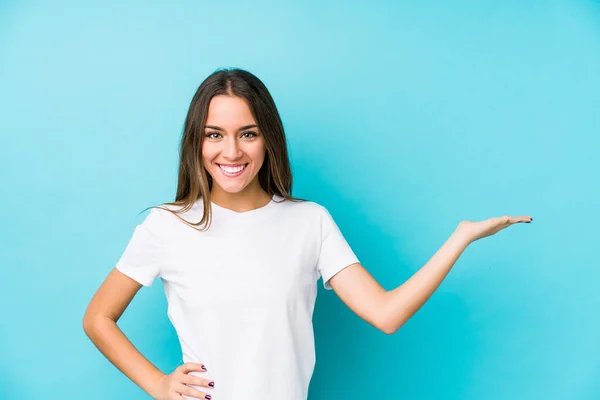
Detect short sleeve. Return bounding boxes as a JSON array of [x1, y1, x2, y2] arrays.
[[316, 206, 360, 290], [114, 207, 165, 287]]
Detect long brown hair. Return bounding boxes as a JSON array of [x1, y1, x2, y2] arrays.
[[141, 67, 306, 231]]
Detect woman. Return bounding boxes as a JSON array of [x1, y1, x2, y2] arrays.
[[82, 68, 532, 400]]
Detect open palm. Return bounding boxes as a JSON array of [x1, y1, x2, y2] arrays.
[[457, 215, 533, 243]]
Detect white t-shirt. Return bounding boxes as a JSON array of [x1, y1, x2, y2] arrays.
[[115, 193, 359, 400]]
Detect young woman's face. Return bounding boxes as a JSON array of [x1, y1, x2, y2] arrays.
[[202, 95, 266, 195]]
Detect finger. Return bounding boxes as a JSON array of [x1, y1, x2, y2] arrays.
[[180, 362, 207, 374], [516, 215, 533, 223], [181, 373, 215, 389], [504, 216, 533, 224], [499, 215, 533, 225], [177, 382, 212, 399]]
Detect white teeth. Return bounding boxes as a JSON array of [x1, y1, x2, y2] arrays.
[[218, 164, 246, 173]]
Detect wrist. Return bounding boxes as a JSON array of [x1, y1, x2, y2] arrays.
[[147, 371, 167, 399], [450, 228, 473, 248]]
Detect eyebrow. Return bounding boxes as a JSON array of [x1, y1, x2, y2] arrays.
[[204, 124, 258, 131]]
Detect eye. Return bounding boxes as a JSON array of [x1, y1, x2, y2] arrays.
[[242, 131, 258, 138], [205, 132, 221, 139]]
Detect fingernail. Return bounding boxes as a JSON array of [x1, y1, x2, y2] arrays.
[[205, 395, 211, 399], [201, 364, 207, 370], [209, 381, 215, 387]]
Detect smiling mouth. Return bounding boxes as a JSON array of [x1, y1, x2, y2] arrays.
[[217, 163, 248, 177]]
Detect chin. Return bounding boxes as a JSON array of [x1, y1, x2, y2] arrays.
[[219, 186, 247, 194], [211, 176, 253, 194]]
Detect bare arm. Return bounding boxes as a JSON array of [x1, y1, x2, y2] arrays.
[[328, 231, 469, 334], [328, 215, 532, 335], [379, 230, 469, 334], [82, 268, 165, 398]]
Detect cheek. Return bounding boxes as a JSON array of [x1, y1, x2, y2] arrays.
[[201, 158, 211, 173], [201, 146, 216, 164], [252, 151, 265, 164], [249, 143, 266, 164], [201, 155, 216, 176]]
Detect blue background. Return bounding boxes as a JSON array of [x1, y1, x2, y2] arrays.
[[1, 1, 599, 399]]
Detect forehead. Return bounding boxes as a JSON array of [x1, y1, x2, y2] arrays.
[[205, 95, 256, 126]]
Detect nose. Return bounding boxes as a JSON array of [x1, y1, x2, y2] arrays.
[[223, 135, 242, 160]]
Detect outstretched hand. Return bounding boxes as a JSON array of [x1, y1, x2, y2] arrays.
[[455, 215, 533, 244]]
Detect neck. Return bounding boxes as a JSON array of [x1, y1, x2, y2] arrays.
[[210, 183, 272, 213]]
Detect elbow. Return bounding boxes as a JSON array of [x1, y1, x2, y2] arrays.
[[377, 317, 396, 335], [377, 314, 406, 335], [381, 323, 398, 335], [376, 292, 406, 335], [82, 314, 95, 336], [82, 303, 94, 335], [82, 313, 107, 337]]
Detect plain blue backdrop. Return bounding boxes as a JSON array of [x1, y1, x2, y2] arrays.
[[1, 1, 599, 399]]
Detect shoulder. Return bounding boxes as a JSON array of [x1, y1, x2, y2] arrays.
[[140, 200, 203, 229], [275, 197, 336, 232], [284, 198, 348, 231], [276, 195, 327, 216]]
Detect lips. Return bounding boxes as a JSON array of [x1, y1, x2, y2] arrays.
[[217, 163, 248, 177]]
